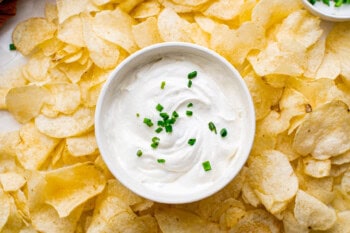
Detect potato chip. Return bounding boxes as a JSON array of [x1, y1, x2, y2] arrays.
[[293, 100, 350, 160], [294, 190, 336, 231], [341, 170, 350, 193], [6, 85, 49, 124], [43, 162, 105, 218], [57, 60, 92, 83], [327, 211, 350, 233], [248, 150, 298, 215], [304, 36, 326, 78], [194, 15, 218, 34], [16, 122, 60, 170], [282, 210, 309, 233], [12, 17, 56, 55], [45, 3, 58, 23], [314, 50, 341, 80], [92, 9, 138, 53], [66, 132, 98, 157], [56, 0, 98, 23], [118, 0, 144, 13], [157, 8, 192, 42], [81, 13, 120, 69], [35, 107, 94, 138], [22, 51, 51, 83], [242, 181, 260, 207], [91, 0, 121, 5], [57, 15, 85, 47], [332, 150, 350, 165], [0, 88, 8, 110], [132, 0, 161, 19], [132, 17, 163, 49], [0, 130, 20, 158], [159, 0, 199, 13], [204, 0, 244, 21], [276, 132, 300, 161], [0, 172, 26, 192], [303, 157, 331, 178], [0, 189, 11, 231], [0, 68, 27, 89]]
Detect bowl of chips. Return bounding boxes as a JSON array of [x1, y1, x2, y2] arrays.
[[95, 42, 255, 203]]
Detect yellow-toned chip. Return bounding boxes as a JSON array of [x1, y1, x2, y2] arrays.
[[22, 51, 51, 83], [91, 0, 122, 5], [12, 17, 56, 56], [294, 190, 336, 231], [304, 36, 326, 78], [132, 0, 161, 19], [157, 8, 192, 42], [0, 188, 10, 231], [35, 107, 94, 138], [242, 181, 261, 207], [118, 0, 144, 13], [303, 157, 331, 178], [57, 15, 85, 47], [84, 82, 103, 107], [56, 0, 98, 23], [159, 0, 199, 13], [282, 210, 309, 233], [155, 207, 221, 233], [248, 150, 298, 215], [204, 0, 244, 21], [6, 85, 49, 124], [43, 83, 81, 115], [0, 172, 26, 192], [132, 17, 163, 48], [172, 0, 208, 6], [293, 100, 350, 160], [194, 15, 219, 34], [341, 170, 350, 193], [81, 13, 120, 69], [210, 22, 265, 66], [332, 150, 350, 165], [0, 88, 8, 110], [16, 122, 60, 170], [66, 132, 98, 157], [45, 3, 58, 23], [43, 162, 105, 217], [57, 60, 92, 83], [0, 68, 26, 89], [92, 9, 138, 53], [0, 131, 20, 158], [327, 211, 350, 233]]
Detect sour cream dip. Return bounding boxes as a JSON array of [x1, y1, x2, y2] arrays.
[[302, 0, 350, 21], [95, 43, 255, 203]]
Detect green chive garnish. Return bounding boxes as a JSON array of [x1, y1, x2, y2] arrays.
[[220, 128, 228, 138], [208, 122, 217, 134], [165, 125, 173, 133], [157, 159, 166, 163], [152, 137, 160, 143], [156, 104, 164, 112], [143, 118, 153, 127], [136, 150, 143, 157], [9, 43, 16, 51], [188, 138, 196, 146], [155, 127, 163, 133], [188, 71, 197, 79], [186, 111, 193, 117], [161, 81, 166, 89], [172, 111, 179, 118], [188, 80, 192, 88], [160, 112, 169, 120], [136, 113, 140, 117], [157, 120, 165, 127], [151, 142, 159, 149], [187, 103, 193, 108], [202, 161, 212, 171]]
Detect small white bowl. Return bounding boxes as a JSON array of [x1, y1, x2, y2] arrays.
[[95, 42, 255, 203], [302, 0, 350, 21]]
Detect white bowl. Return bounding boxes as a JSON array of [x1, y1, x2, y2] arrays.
[[302, 0, 350, 21], [95, 42, 255, 203]]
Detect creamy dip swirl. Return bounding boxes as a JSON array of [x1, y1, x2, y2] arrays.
[[313, 1, 350, 17], [104, 54, 247, 195]]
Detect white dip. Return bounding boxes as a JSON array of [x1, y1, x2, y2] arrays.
[[313, 1, 350, 17], [104, 54, 248, 196]]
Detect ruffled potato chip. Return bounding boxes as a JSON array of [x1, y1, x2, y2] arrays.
[[22, 51, 52, 83], [132, 0, 161, 19], [57, 15, 85, 47], [66, 132, 98, 157], [0, 188, 11, 231], [204, 0, 244, 20], [0, 172, 26, 192], [56, 0, 98, 23], [132, 17, 163, 48], [303, 157, 331, 178]]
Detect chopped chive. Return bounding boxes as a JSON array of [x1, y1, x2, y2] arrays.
[[136, 150, 143, 157], [188, 71, 197, 79], [220, 128, 228, 138], [156, 103, 164, 112], [151, 142, 159, 149], [172, 111, 179, 118], [161, 81, 166, 89], [308, 0, 316, 4], [152, 137, 160, 143], [143, 118, 153, 127], [157, 158, 166, 164], [187, 103, 193, 108], [322, 0, 330, 5], [136, 113, 140, 117], [155, 127, 163, 133], [166, 118, 176, 125], [160, 112, 169, 120], [157, 120, 165, 127], [165, 125, 173, 133], [188, 138, 196, 146], [186, 111, 193, 117], [202, 161, 212, 171], [187, 80, 192, 88], [208, 122, 217, 134], [9, 43, 16, 51]]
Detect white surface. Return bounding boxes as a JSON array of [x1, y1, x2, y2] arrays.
[[0, 0, 54, 133], [302, 0, 350, 21], [95, 42, 256, 203]]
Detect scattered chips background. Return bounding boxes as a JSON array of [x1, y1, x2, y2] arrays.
[[1, 0, 350, 232]]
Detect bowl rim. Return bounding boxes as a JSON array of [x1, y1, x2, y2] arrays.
[[302, 0, 350, 22], [95, 42, 256, 203]]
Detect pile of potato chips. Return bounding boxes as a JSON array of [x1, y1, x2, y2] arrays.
[[1, 0, 350, 232]]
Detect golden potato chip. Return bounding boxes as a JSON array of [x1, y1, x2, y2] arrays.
[[304, 36, 326, 78], [81, 13, 120, 69], [204, 0, 244, 21], [242, 181, 261, 207], [341, 170, 350, 193], [194, 15, 218, 34], [35, 107, 94, 138], [294, 190, 336, 231], [132, 0, 161, 19], [43, 162, 105, 217], [332, 150, 350, 165], [92, 9, 138, 53], [12, 17, 56, 55], [0, 68, 26, 89], [132, 17, 163, 49], [276, 132, 300, 161], [248, 150, 298, 215], [22, 51, 51, 83], [0, 189, 10, 231], [188, 22, 209, 47], [16, 122, 60, 170], [314, 51, 341, 80], [57, 60, 92, 83], [91, 0, 120, 5], [293, 100, 350, 160], [62, 50, 84, 63], [6, 85, 49, 124], [0, 172, 26, 192], [57, 15, 85, 47], [66, 132, 98, 157], [172, 0, 208, 6], [282, 210, 309, 233], [0, 88, 8, 110], [159, 0, 199, 13], [56, 0, 98, 23], [303, 157, 331, 178], [157, 8, 192, 42], [155, 207, 221, 233], [45, 3, 58, 23], [0, 130, 20, 158], [327, 211, 350, 233], [118, 0, 144, 13]]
